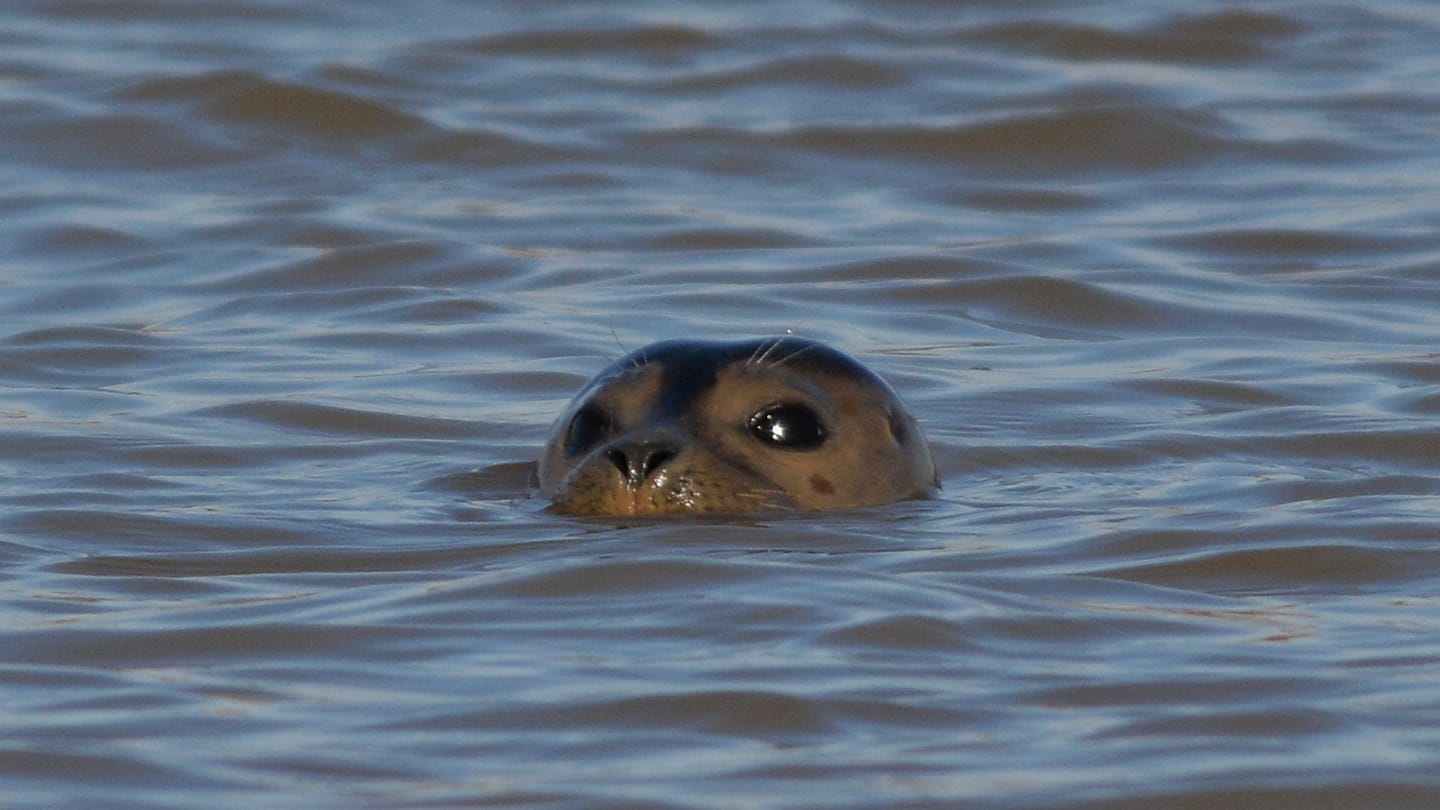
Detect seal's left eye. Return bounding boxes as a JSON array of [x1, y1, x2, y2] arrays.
[[565, 406, 612, 455], [749, 404, 827, 451]]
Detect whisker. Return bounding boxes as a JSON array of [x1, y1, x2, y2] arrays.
[[608, 325, 630, 359], [753, 336, 789, 368], [771, 343, 819, 368], [747, 339, 769, 367]]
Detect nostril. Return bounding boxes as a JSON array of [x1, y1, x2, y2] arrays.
[[604, 442, 677, 486], [640, 448, 675, 480], [605, 447, 630, 477]]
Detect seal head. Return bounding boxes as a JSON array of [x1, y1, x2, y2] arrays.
[[539, 337, 937, 516]]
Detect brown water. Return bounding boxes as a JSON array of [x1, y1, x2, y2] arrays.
[[4, 1, 1440, 807]]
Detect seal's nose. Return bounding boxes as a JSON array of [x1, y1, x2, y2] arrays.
[[604, 441, 677, 488]]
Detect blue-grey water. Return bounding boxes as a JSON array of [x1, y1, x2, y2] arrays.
[[4, 1, 1440, 808]]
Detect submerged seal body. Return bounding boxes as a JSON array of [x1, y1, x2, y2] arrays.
[[538, 337, 937, 516]]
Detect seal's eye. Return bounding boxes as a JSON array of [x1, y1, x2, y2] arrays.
[[749, 403, 827, 451], [565, 405, 612, 455]]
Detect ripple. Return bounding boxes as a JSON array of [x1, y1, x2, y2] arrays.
[[657, 54, 905, 91], [16, 224, 148, 256], [638, 225, 830, 251], [0, 324, 167, 384], [9, 508, 314, 551], [456, 24, 719, 57], [32, 0, 314, 22], [11, 622, 413, 666], [820, 614, 976, 653], [780, 107, 1242, 174], [4, 109, 249, 170], [625, 104, 1369, 178], [120, 69, 559, 165], [198, 240, 467, 293], [195, 399, 481, 440], [1152, 227, 1437, 263], [482, 558, 758, 599], [128, 70, 424, 139], [1120, 377, 1298, 410], [967, 10, 1306, 65]]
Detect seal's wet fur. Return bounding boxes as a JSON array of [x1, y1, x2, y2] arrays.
[[539, 337, 937, 516]]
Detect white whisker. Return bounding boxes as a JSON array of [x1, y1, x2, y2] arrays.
[[772, 343, 818, 368]]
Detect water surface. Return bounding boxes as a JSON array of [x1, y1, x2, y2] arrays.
[[4, 1, 1440, 807]]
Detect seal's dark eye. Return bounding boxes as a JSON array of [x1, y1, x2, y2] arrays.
[[565, 406, 612, 455], [749, 404, 827, 450]]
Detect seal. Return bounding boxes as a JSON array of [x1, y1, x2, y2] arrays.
[[538, 337, 937, 516]]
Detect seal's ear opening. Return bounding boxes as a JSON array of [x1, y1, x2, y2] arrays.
[[884, 404, 939, 492], [886, 406, 911, 446]]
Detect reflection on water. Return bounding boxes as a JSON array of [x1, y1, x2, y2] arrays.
[[3, 1, 1440, 807]]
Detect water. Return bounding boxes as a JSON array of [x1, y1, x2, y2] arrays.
[[3, 1, 1440, 807]]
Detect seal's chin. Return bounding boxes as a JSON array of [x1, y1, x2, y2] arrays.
[[549, 458, 795, 517]]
